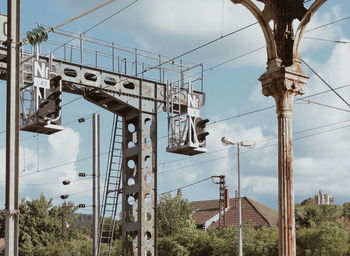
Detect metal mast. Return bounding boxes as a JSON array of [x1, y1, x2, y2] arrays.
[[5, 0, 20, 255], [93, 113, 101, 256], [230, 1, 327, 255]]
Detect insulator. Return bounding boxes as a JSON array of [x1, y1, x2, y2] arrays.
[[60, 194, 69, 200], [26, 26, 48, 46], [78, 118, 86, 123], [62, 180, 71, 185], [78, 172, 86, 177], [78, 204, 86, 208]]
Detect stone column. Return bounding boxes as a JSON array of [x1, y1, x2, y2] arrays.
[[260, 66, 308, 256]]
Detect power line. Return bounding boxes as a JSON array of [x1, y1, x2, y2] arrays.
[[306, 15, 350, 33], [300, 99, 350, 113], [159, 118, 350, 167], [304, 36, 350, 44], [158, 124, 350, 175], [301, 59, 350, 108], [60, 22, 259, 108], [0, 151, 110, 183], [158, 176, 213, 196], [51, 0, 139, 52], [48, 13, 350, 114], [23, 0, 124, 45]]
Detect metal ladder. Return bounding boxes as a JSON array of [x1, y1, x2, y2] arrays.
[[98, 114, 123, 256]]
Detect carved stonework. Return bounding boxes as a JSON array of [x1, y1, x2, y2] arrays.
[[259, 66, 308, 116]]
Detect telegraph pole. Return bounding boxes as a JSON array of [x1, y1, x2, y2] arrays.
[[230, 1, 326, 255], [92, 113, 100, 256], [5, 0, 20, 255]]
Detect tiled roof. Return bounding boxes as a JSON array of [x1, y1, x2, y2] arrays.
[[190, 197, 277, 229]]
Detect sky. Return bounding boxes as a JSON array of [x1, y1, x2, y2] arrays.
[[0, 0, 350, 212]]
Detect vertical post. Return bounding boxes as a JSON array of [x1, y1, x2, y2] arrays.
[[92, 113, 100, 256], [134, 48, 138, 77], [237, 144, 243, 256], [260, 69, 307, 256], [95, 51, 98, 68], [112, 42, 115, 72], [79, 34, 83, 64], [5, 0, 20, 255]]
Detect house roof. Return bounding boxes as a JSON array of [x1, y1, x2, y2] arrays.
[[190, 197, 277, 228]]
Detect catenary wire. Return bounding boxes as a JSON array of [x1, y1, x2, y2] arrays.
[[158, 118, 350, 166], [1, 117, 347, 184], [301, 58, 350, 108], [51, 0, 139, 53], [60, 22, 259, 107], [304, 36, 350, 44], [158, 176, 214, 196], [159, 124, 350, 174]]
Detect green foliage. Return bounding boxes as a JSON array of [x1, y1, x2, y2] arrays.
[[297, 221, 350, 256], [296, 204, 339, 228], [158, 237, 189, 256], [343, 202, 350, 220], [34, 239, 91, 256], [19, 195, 63, 256], [157, 194, 196, 237], [243, 226, 278, 256]]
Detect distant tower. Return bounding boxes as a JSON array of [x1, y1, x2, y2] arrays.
[[315, 190, 334, 205]]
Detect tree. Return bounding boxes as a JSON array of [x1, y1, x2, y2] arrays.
[[296, 204, 339, 228], [297, 221, 350, 256], [343, 202, 350, 220], [243, 226, 279, 256], [158, 237, 189, 256], [0, 195, 82, 256], [157, 194, 196, 237]]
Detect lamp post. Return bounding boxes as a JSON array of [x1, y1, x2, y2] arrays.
[[221, 137, 255, 256]]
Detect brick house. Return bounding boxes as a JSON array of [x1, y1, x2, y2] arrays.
[[190, 197, 277, 229]]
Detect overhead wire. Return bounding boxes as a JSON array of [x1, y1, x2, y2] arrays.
[[2, 7, 349, 184], [51, 0, 140, 53], [300, 99, 350, 112], [304, 36, 350, 44], [301, 58, 350, 108], [159, 123, 350, 175], [306, 15, 350, 33], [0, 85, 347, 183], [60, 22, 259, 108], [158, 176, 214, 196], [0, 151, 110, 183], [158, 118, 350, 167], [23, 0, 126, 45]]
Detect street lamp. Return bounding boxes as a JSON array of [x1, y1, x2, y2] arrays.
[[221, 136, 255, 256]]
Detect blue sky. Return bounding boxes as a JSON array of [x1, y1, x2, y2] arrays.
[[0, 0, 350, 212]]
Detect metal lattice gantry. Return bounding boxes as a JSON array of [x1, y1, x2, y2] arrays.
[[0, 19, 209, 256], [229, 1, 327, 255]]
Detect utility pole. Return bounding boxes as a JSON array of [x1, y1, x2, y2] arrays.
[[92, 113, 100, 256], [5, 0, 20, 255], [212, 175, 227, 228], [230, 1, 326, 255]]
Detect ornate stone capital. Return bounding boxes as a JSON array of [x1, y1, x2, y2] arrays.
[[259, 66, 308, 117]]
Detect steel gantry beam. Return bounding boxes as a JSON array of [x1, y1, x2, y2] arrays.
[[230, 1, 327, 255], [0, 34, 207, 256]]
